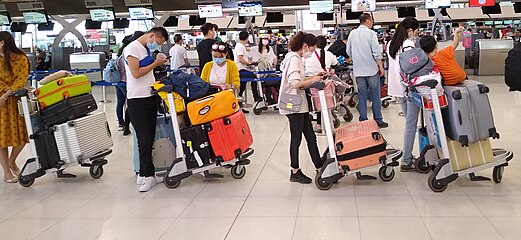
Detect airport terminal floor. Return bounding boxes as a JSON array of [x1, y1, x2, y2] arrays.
[[0, 75, 520, 240]]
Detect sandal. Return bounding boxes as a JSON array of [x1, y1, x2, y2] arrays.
[[4, 177, 17, 183]]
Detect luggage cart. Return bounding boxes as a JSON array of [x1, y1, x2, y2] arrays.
[[154, 86, 254, 189], [310, 83, 403, 190], [15, 89, 110, 187], [253, 71, 281, 115], [410, 80, 514, 192]]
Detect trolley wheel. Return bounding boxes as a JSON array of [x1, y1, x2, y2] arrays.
[[18, 175, 34, 188], [343, 111, 354, 122], [253, 107, 263, 115], [428, 173, 448, 192], [382, 99, 390, 108], [164, 175, 181, 189], [493, 166, 504, 184], [315, 173, 333, 190], [89, 165, 104, 179], [333, 113, 341, 128], [231, 165, 246, 179], [378, 166, 395, 182], [415, 157, 431, 174]]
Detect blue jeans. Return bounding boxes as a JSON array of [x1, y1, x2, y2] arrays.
[[402, 97, 421, 164], [115, 85, 130, 129], [356, 74, 384, 124]]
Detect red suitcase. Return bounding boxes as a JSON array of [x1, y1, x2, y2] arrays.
[[206, 111, 253, 162]]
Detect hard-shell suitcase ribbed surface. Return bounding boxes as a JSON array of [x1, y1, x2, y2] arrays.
[[35, 75, 92, 109], [54, 112, 112, 164], [206, 111, 253, 162], [40, 94, 98, 127], [448, 138, 494, 171]]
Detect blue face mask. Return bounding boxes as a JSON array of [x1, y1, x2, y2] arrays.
[[213, 57, 226, 65], [146, 41, 159, 52]]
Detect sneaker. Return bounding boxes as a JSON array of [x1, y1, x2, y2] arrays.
[[138, 177, 157, 192], [137, 175, 163, 185], [378, 122, 389, 129], [290, 169, 312, 184], [118, 125, 124, 131], [242, 109, 250, 114], [123, 129, 131, 136], [400, 161, 416, 172]]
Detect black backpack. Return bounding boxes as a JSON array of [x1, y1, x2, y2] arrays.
[[505, 43, 521, 91]]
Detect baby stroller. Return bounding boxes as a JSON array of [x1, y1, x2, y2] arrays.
[[347, 78, 392, 109], [253, 57, 281, 115], [310, 75, 354, 128]]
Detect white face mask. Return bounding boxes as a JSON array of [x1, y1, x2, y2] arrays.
[[262, 39, 269, 45], [302, 51, 313, 59]]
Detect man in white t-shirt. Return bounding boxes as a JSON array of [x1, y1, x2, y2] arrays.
[[235, 31, 261, 109], [124, 27, 169, 192], [169, 34, 188, 70]]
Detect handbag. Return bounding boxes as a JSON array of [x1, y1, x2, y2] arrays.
[[278, 55, 303, 112]]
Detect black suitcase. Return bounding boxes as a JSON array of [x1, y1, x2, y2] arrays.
[[40, 94, 98, 127], [180, 125, 212, 169], [32, 129, 60, 170]]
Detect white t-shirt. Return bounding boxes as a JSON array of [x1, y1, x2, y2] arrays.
[[387, 39, 416, 97], [250, 46, 277, 65], [303, 49, 338, 76], [124, 41, 155, 99], [234, 42, 250, 70], [169, 44, 188, 70], [209, 62, 227, 88]]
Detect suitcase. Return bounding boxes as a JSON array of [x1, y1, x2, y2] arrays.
[[133, 115, 176, 173], [53, 112, 113, 164], [187, 90, 239, 125], [443, 80, 498, 146], [380, 84, 388, 98], [447, 138, 494, 171], [32, 129, 60, 170], [311, 80, 335, 112], [181, 125, 212, 169], [152, 82, 186, 113], [263, 85, 279, 105], [335, 120, 387, 171], [35, 75, 92, 109], [206, 111, 253, 162], [40, 94, 98, 127]]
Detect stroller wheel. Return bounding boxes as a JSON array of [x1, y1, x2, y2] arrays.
[[253, 107, 263, 115], [343, 111, 354, 122], [333, 113, 341, 128], [382, 99, 391, 108]]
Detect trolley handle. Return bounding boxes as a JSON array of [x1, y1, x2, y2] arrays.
[[151, 85, 174, 94]]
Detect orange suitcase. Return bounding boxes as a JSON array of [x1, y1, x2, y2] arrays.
[[206, 111, 253, 162], [335, 120, 387, 170], [187, 90, 239, 125]]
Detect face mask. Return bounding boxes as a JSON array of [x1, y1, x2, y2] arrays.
[[262, 39, 269, 45], [213, 57, 226, 65], [147, 41, 159, 52]]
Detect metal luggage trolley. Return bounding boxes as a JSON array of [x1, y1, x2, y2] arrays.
[[153, 85, 254, 189], [251, 70, 282, 115], [308, 82, 403, 191], [409, 80, 514, 192]]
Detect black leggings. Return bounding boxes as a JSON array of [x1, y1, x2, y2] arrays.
[[128, 96, 158, 177], [286, 113, 323, 170]]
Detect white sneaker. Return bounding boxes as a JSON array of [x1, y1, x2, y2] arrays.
[[137, 175, 163, 185], [138, 177, 157, 192]]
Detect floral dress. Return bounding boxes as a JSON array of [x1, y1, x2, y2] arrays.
[[0, 54, 29, 148]]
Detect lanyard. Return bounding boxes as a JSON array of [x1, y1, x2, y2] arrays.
[[314, 50, 327, 72]]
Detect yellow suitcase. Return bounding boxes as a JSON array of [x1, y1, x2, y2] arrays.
[[448, 138, 494, 171], [187, 90, 239, 125]]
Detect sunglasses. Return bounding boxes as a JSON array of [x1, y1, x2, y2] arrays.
[[212, 44, 227, 53]]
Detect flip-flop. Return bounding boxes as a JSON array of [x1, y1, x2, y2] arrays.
[[4, 177, 17, 183]]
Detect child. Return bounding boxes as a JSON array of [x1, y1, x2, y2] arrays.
[[419, 27, 467, 86]]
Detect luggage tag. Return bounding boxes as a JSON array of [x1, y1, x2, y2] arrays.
[[286, 103, 293, 109]]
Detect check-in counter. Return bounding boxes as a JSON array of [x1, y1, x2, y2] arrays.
[[437, 41, 465, 70], [474, 39, 513, 76], [69, 52, 106, 81]]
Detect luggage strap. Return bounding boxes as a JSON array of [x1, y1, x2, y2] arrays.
[[337, 141, 387, 161]]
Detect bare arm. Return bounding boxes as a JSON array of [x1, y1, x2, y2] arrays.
[[451, 27, 464, 49], [237, 55, 251, 65], [126, 56, 165, 79]]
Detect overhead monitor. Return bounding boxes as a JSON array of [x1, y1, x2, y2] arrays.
[[484, 21, 493, 26], [514, 20, 521, 25], [309, 0, 334, 14], [515, 2, 521, 13], [425, 0, 451, 9], [238, 16, 256, 24], [238, 1, 263, 16], [346, 9, 363, 20], [266, 12, 283, 23], [89, 8, 115, 22], [198, 4, 223, 18], [37, 21, 54, 31], [113, 18, 130, 28], [317, 13, 334, 21], [494, 20, 503, 25], [0, 12, 10, 26], [503, 20, 513, 25], [428, 8, 448, 16], [22, 11, 48, 24], [129, 6, 154, 20], [85, 19, 102, 29], [482, 4, 502, 14], [11, 22, 27, 32], [351, 0, 376, 12], [469, 0, 496, 7], [189, 15, 206, 25], [398, 7, 416, 18], [476, 22, 484, 26], [163, 16, 179, 27]]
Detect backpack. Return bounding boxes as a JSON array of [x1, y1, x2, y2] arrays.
[[505, 43, 521, 92], [399, 47, 435, 83], [103, 56, 121, 83], [161, 69, 210, 101]]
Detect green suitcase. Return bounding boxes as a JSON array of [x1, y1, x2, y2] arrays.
[[35, 75, 91, 109]]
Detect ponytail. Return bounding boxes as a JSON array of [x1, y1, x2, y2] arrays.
[[389, 17, 420, 59], [320, 48, 326, 69], [316, 36, 327, 69]]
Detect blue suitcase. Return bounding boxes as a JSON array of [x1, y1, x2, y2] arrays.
[[133, 115, 176, 173]]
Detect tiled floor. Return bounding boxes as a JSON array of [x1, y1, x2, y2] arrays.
[[1, 75, 520, 240]]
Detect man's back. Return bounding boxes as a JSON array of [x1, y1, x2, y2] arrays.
[[170, 44, 187, 69], [346, 26, 381, 77], [197, 38, 217, 70]]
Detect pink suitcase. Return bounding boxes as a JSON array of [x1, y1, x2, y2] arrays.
[[335, 120, 387, 170], [311, 80, 335, 112]]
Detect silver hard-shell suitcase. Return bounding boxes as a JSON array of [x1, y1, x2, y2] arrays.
[[442, 80, 499, 146], [53, 112, 113, 164]]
